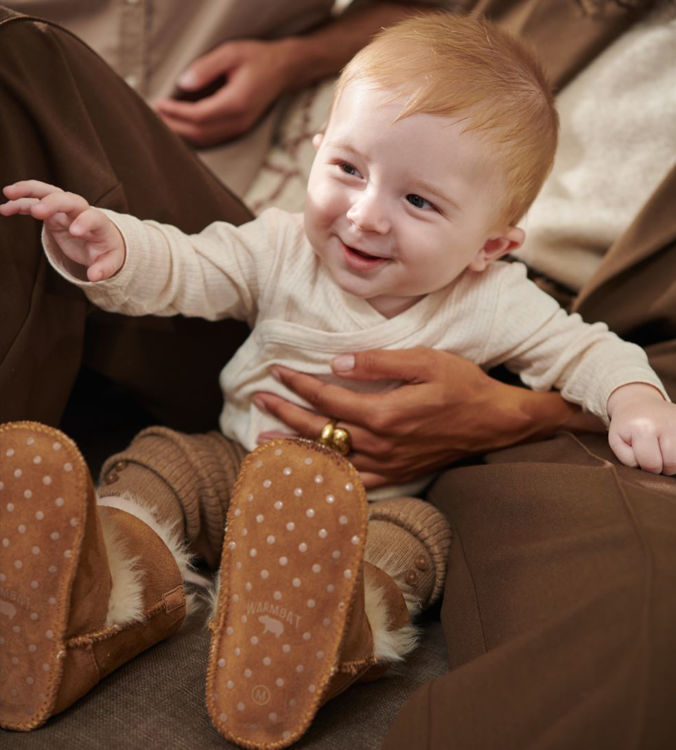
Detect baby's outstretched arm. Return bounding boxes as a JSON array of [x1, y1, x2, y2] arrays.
[[607, 383, 676, 475], [1, 180, 124, 281]]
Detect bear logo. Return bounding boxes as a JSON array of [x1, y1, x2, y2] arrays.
[[0, 600, 17, 620], [258, 615, 284, 637]]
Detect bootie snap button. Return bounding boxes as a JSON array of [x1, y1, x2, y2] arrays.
[[414, 555, 429, 571]]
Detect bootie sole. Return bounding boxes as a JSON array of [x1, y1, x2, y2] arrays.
[[206, 439, 368, 749], [0, 421, 92, 730]]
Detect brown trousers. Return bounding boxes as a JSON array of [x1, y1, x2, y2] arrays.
[[385, 433, 676, 749], [0, 7, 250, 432], [2, 6, 676, 749]]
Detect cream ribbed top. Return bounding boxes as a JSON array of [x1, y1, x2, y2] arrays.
[[45, 207, 666, 497]]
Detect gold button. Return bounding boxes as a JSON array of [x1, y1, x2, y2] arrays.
[[414, 555, 429, 571], [405, 570, 417, 585], [114, 460, 127, 471]]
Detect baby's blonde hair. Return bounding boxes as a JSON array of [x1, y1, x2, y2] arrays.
[[332, 13, 559, 225]]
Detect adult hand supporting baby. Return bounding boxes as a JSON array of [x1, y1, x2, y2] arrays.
[[255, 347, 602, 488]]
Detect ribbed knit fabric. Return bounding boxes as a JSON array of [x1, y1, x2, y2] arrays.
[[99, 427, 246, 569], [366, 497, 452, 615], [45, 207, 667, 456]]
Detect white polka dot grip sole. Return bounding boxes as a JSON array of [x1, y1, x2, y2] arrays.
[[0, 422, 90, 730], [206, 439, 368, 749]]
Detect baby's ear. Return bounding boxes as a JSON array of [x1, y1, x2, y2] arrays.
[[469, 226, 525, 272]]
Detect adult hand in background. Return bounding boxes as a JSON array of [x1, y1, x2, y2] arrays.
[[254, 347, 603, 488], [154, 3, 433, 147], [154, 38, 296, 146]]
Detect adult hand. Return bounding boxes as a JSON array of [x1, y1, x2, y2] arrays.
[[254, 348, 600, 488], [154, 38, 297, 146]]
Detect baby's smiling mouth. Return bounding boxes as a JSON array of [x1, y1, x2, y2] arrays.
[[340, 239, 389, 270], [349, 246, 380, 260]]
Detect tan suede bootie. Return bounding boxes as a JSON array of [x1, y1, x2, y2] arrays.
[[206, 439, 416, 750], [0, 422, 187, 731]]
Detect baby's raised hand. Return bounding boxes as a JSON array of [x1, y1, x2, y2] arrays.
[[607, 383, 676, 475], [1, 180, 124, 281]]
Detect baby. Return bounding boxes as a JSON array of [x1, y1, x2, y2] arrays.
[[2, 19, 672, 480], [1, 12, 674, 750]]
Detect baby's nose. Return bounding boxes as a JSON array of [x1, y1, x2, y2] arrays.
[[346, 193, 390, 234]]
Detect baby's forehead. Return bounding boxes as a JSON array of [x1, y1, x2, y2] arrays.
[[330, 83, 493, 148]]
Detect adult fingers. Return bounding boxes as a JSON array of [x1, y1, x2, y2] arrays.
[[331, 347, 436, 382], [357, 471, 389, 490], [255, 392, 395, 462], [270, 366, 393, 428], [178, 43, 239, 92], [156, 70, 250, 126], [155, 94, 227, 125], [254, 391, 387, 454], [155, 108, 246, 146]]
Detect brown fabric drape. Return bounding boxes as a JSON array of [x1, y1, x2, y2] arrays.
[[0, 8, 251, 431]]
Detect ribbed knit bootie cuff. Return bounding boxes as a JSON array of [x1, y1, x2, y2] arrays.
[[99, 427, 246, 568], [366, 497, 452, 615]]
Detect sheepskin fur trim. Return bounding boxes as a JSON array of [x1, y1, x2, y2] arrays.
[[99, 513, 145, 628], [363, 576, 419, 664], [365, 547, 423, 617], [98, 493, 210, 623]]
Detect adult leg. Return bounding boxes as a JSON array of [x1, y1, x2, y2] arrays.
[[383, 432, 676, 750], [0, 8, 251, 431]]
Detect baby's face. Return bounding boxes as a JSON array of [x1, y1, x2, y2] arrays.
[[304, 80, 512, 317]]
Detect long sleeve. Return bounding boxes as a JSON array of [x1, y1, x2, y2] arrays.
[[478, 262, 667, 422], [43, 208, 299, 327]]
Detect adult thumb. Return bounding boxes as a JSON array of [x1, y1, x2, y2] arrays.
[[331, 348, 429, 383], [177, 44, 235, 90]]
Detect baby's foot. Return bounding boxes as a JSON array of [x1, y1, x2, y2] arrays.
[[206, 439, 368, 749], [0, 421, 96, 730]]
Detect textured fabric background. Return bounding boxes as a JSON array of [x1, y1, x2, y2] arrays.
[[5, 610, 447, 749]]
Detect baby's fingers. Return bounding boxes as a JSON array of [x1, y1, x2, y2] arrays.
[[2, 179, 62, 201], [0, 196, 43, 216], [32, 190, 90, 224], [86, 253, 123, 282], [632, 430, 663, 474], [659, 436, 676, 476], [69, 206, 110, 242], [608, 430, 638, 469]]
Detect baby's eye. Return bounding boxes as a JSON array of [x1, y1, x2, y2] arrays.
[[338, 162, 361, 178], [406, 194, 433, 210]]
